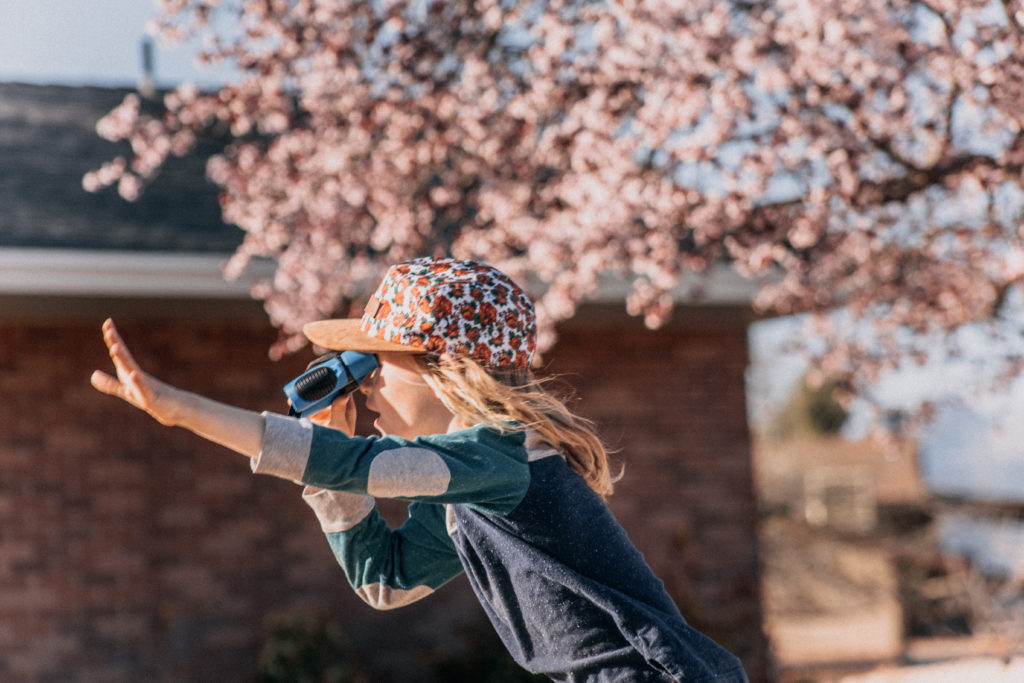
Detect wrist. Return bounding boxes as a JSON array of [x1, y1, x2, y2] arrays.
[[151, 381, 191, 428]]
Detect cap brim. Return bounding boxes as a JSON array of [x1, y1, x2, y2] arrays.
[[303, 319, 422, 354]]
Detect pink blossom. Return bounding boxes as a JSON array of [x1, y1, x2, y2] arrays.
[[83, 0, 1024, 393]]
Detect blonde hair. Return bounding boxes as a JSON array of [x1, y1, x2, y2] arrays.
[[418, 354, 620, 498]]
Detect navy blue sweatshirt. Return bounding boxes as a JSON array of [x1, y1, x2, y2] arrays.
[[254, 413, 748, 682]]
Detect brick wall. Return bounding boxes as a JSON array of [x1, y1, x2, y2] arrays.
[[0, 302, 764, 681]]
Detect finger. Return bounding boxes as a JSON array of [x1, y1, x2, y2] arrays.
[[342, 395, 358, 435], [90, 370, 122, 396], [107, 344, 133, 383], [103, 320, 135, 361], [107, 341, 143, 381], [308, 406, 332, 427], [103, 322, 127, 367], [101, 318, 120, 351]]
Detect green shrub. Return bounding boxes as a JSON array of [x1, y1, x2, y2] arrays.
[[255, 608, 363, 683]]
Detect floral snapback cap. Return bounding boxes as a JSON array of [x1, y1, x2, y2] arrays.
[[303, 258, 536, 369]]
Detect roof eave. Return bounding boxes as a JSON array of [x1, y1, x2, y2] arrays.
[[0, 246, 761, 307], [0, 247, 273, 299]]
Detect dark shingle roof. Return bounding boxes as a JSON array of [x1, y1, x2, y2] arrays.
[[0, 82, 242, 252]]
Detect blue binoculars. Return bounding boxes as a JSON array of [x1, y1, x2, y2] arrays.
[[284, 351, 379, 418]]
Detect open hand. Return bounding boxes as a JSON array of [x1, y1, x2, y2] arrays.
[[90, 319, 180, 426]]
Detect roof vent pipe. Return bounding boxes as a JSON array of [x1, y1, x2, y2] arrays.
[[139, 37, 156, 99]]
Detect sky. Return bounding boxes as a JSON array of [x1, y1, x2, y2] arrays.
[[0, 0, 232, 88]]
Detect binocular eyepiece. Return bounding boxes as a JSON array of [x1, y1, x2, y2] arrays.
[[284, 351, 379, 418]]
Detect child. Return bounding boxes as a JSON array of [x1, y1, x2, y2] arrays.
[[92, 257, 748, 682]]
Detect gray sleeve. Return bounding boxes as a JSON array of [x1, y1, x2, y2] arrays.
[[301, 486, 376, 533], [250, 411, 313, 482]]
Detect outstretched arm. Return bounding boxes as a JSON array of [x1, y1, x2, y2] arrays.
[[90, 318, 265, 459]]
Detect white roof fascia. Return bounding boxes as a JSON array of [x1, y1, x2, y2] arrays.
[[0, 247, 759, 305], [0, 247, 275, 299], [564, 264, 760, 306]]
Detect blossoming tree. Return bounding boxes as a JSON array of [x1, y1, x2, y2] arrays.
[[87, 0, 1024, 401]]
